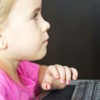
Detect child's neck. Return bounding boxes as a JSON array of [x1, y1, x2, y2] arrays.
[[0, 59, 20, 82]]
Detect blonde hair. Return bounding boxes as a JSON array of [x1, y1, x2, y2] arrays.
[[0, 0, 15, 26]]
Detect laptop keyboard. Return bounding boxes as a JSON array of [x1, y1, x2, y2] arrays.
[[71, 80, 100, 100]]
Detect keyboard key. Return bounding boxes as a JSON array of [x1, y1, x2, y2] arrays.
[[82, 80, 96, 100], [93, 80, 100, 100], [74, 82, 87, 100]]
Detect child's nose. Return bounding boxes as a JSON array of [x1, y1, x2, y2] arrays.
[[47, 22, 50, 31], [42, 19, 50, 33]]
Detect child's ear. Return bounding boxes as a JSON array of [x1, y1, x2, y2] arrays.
[[0, 28, 7, 49]]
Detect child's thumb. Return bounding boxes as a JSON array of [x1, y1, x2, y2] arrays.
[[41, 82, 51, 90]]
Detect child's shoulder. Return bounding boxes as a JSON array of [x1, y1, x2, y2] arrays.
[[0, 68, 9, 87], [19, 61, 39, 68], [0, 71, 7, 97], [17, 61, 40, 78], [18, 61, 39, 72]]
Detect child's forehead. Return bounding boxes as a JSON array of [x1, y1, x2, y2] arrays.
[[16, 0, 42, 9], [7, 0, 42, 21]]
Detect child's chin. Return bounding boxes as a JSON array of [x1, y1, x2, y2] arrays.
[[37, 52, 47, 60], [39, 54, 46, 60], [31, 53, 46, 61]]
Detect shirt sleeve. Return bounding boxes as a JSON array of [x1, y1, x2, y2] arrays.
[[18, 61, 40, 96]]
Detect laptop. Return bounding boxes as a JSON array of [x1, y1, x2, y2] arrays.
[[41, 80, 100, 100]]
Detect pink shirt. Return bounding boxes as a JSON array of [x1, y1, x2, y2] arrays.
[[0, 61, 40, 100]]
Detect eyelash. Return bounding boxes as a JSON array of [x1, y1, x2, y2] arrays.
[[33, 13, 38, 20]]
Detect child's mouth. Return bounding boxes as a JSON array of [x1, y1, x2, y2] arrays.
[[43, 38, 49, 43]]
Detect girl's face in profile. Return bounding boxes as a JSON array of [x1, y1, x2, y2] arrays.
[[4, 0, 50, 61]]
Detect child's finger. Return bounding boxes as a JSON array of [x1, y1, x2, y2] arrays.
[[46, 65, 60, 79], [41, 82, 51, 90], [55, 65, 66, 83], [41, 66, 59, 90], [64, 66, 71, 84], [41, 72, 53, 90], [70, 67, 78, 80]]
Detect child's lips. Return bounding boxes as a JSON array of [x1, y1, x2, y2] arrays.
[[43, 40, 48, 43], [43, 38, 49, 43]]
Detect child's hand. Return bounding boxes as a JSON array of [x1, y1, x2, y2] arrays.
[[41, 64, 78, 90]]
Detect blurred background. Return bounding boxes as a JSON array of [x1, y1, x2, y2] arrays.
[[35, 0, 100, 79]]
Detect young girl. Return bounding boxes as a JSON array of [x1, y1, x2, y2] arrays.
[[0, 0, 78, 100]]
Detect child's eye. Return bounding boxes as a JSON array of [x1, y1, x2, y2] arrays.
[[33, 13, 38, 20]]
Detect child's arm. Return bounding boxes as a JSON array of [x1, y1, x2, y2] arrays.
[[38, 64, 78, 93]]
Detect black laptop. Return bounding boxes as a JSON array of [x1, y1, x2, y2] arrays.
[[41, 80, 100, 100]]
